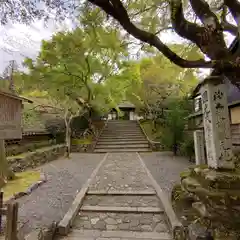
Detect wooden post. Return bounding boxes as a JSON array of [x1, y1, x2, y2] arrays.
[[193, 130, 206, 165], [0, 139, 7, 180], [12, 203, 18, 240], [0, 191, 3, 233], [6, 202, 18, 240]]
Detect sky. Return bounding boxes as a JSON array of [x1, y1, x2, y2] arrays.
[[0, 18, 74, 73], [0, 15, 235, 77]]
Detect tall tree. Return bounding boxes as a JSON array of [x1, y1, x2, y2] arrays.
[[118, 47, 198, 120], [16, 22, 127, 154]]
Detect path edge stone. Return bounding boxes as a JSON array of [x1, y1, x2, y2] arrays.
[[57, 153, 109, 236], [137, 152, 185, 239]]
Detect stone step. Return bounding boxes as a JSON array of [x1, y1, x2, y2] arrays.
[[97, 141, 148, 145], [87, 190, 156, 196], [63, 229, 172, 239], [106, 126, 139, 128], [81, 206, 163, 213], [73, 212, 169, 234], [98, 139, 147, 142], [100, 135, 146, 141], [101, 137, 145, 139], [106, 126, 140, 127], [106, 123, 139, 127], [100, 136, 145, 139], [108, 120, 138, 124], [98, 140, 147, 143], [95, 144, 149, 149], [107, 124, 139, 125], [99, 136, 146, 139], [94, 148, 151, 153], [103, 129, 141, 133], [102, 132, 143, 135], [82, 195, 161, 208], [105, 124, 140, 127]]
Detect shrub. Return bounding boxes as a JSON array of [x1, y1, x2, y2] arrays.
[[179, 134, 195, 162], [44, 118, 65, 143]]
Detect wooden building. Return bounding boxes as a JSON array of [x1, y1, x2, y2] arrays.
[[0, 90, 32, 140], [187, 77, 240, 147], [108, 102, 140, 120]]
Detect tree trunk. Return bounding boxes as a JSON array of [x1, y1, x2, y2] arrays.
[[173, 134, 178, 156], [0, 139, 14, 184], [64, 110, 73, 159], [65, 119, 72, 158], [0, 139, 7, 187]]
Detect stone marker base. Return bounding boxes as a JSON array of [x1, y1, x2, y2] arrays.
[[172, 165, 240, 240]]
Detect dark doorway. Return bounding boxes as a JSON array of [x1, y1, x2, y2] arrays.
[[123, 111, 130, 120]]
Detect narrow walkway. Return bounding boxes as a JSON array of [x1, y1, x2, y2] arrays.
[[58, 153, 172, 240]]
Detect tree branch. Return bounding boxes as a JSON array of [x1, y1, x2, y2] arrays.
[[189, 0, 220, 28], [224, 0, 240, 34], [85, 55, 91, 77], [130, 4, 157, 17], [221, 5, 238, 36], [89, 0, 213, 68], [170, 0, 205, 48], [63, 64, 92, 105]]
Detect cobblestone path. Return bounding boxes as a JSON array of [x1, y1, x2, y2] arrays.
[[58, 153, 172, 240]]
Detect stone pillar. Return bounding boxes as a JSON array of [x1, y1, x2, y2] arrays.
[[193, 130, 205, 165], [200, 77, 234, 169]]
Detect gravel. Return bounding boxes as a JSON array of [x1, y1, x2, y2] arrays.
[[14, 153, 104, 236], [140, 152, 193, 198]]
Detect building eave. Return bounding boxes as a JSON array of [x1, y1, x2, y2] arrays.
[[0, 89, 33, 103]]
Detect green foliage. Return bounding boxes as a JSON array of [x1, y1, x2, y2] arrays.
[[71, 115, 89, 137], [18, 19, 128, 119], [44, 118, 65, 143], [71, 138, 92, 145], [22, 104, 44, 130], [179, 134, 195, 161], [160, 97, 192, 155]]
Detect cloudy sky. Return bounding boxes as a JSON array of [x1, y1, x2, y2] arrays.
[[0, 18, 75, 73], [0, 16, 235, 76]]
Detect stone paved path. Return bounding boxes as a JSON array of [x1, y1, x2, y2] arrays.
[[57, 153, 172, 240], [140, 152, 192, 198], [13, 153, 103, 236]]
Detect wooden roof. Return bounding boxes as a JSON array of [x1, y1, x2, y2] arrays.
[[190, 76, 240, 105], [0, 89, 33, 103], [117, 102, 136, 108]]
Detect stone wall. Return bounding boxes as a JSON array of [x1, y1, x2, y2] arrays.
[[7, 144, 66, 172], [71, 120, 106, 153], [6, 141, 53, 157], [71, 140, 93, 153]]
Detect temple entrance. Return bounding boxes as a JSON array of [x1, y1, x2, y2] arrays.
[[121, 111, 130, 120], [108, 102, 137, 120]]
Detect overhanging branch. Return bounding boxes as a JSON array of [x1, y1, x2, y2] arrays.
[[63, 64, 92, 102], [89, 0, 213, 68], [224, 0, 240, 32], [189, 0, 220, 28], [221, 5, 238, 36], [170, 0, 205, 47]]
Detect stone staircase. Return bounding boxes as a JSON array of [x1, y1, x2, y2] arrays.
[[94, 120, 151, 153], [56, 153, 173, 240]]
